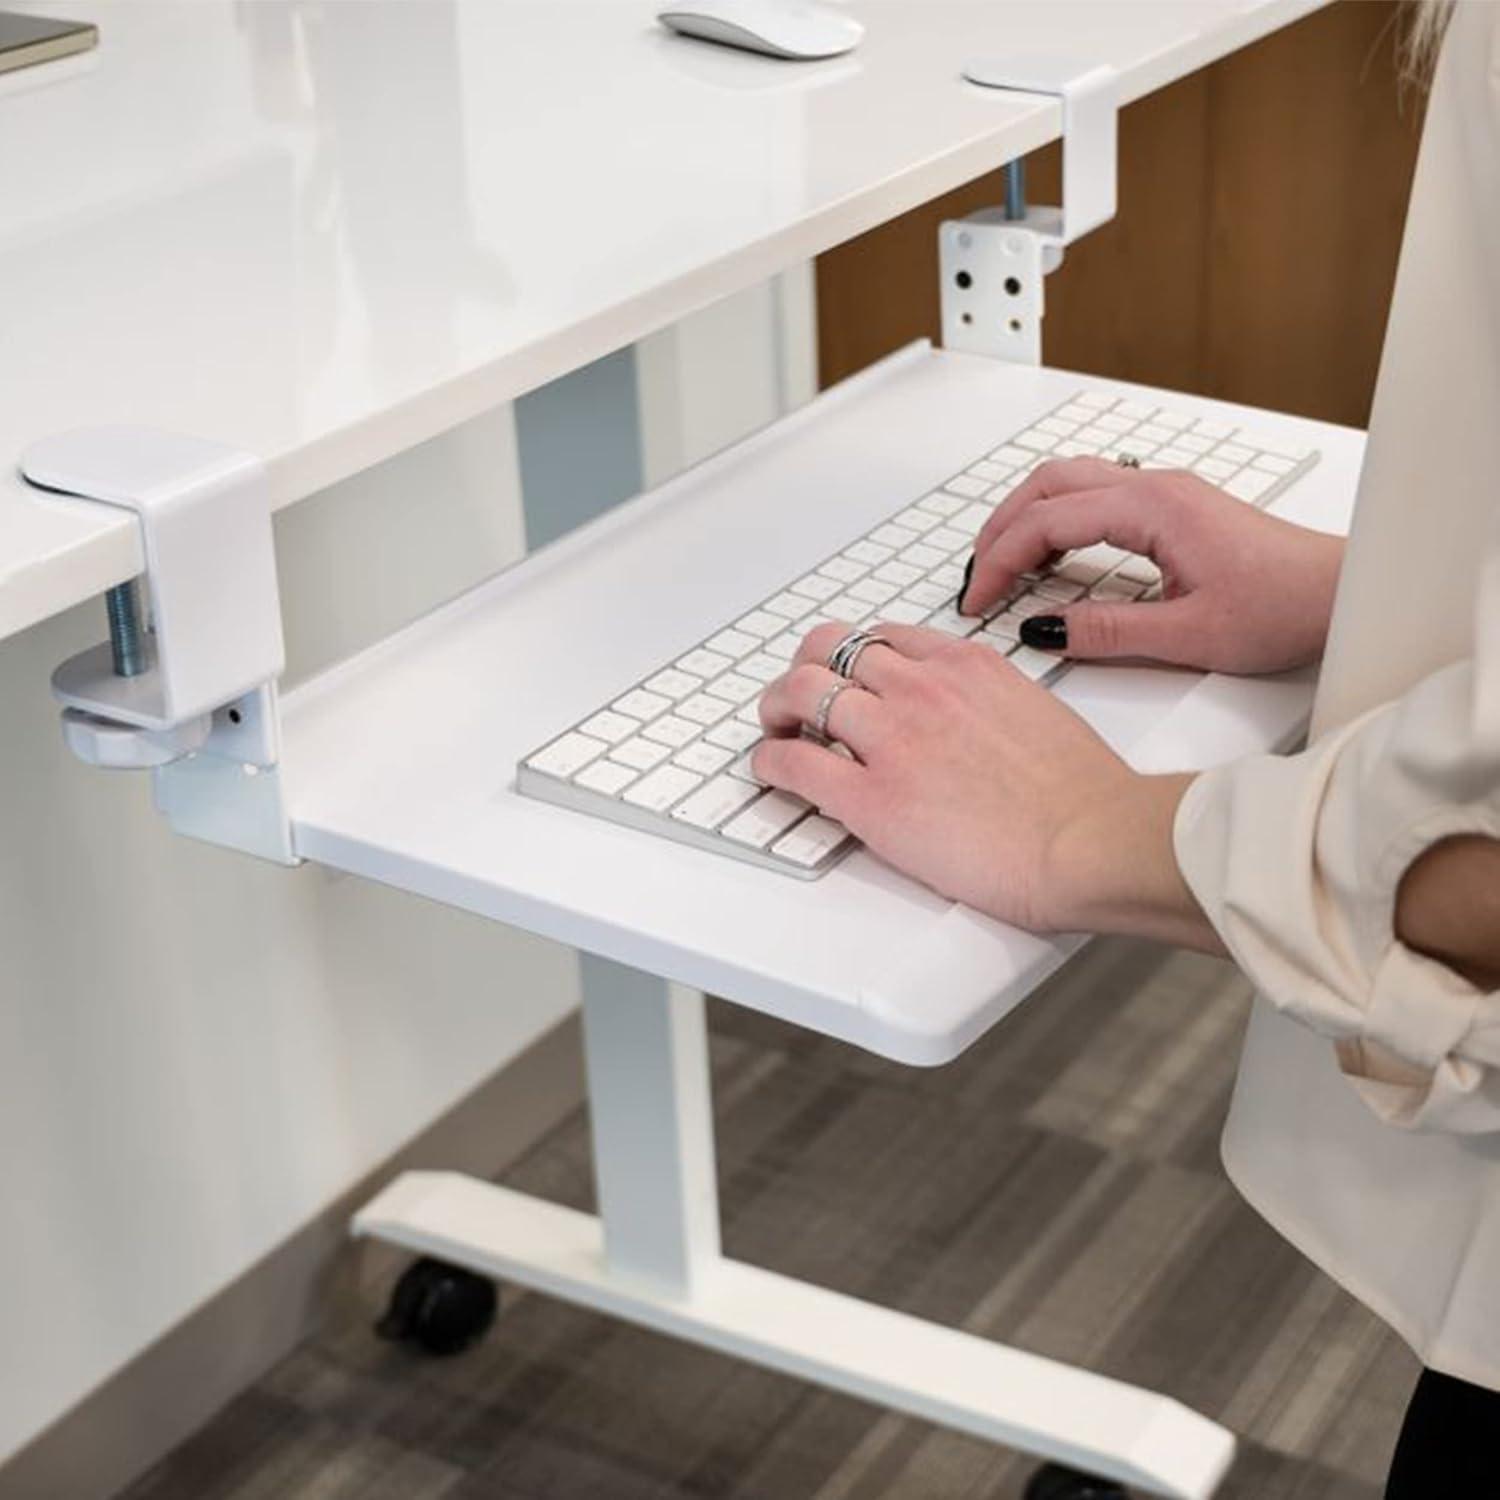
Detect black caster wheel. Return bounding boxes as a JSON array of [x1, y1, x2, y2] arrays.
[[376, 1256, 499, 1356], [1023, 1463, 1130, 1500]]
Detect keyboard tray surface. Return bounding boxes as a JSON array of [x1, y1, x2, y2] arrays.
[[281, 345, 1364, 1063]]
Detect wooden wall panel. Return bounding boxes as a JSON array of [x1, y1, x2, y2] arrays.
[[815, 1, 1424, 428]]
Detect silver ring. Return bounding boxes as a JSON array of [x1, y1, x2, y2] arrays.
[[826, 628, 890, 680], [1116, 454, 1142, 469], [810, 680, 853, 742]]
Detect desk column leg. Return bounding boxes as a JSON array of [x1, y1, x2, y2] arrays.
[[578, 956, 720, 1298]]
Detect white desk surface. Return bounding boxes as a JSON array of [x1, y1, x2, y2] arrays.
[[280, 347, 1364, 1065], [1, 0, 1326, 643]]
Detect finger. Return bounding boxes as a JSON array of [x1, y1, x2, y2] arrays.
[[750, 736, 865, 823], [972, 457, 1128, 567], [757, 665, 885, 753], [966, 489, 1162, 617], [1036, 596, 1202, 664], [794, 621, 950, 675]]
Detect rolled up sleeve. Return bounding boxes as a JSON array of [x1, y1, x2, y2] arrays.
[[1175, 653, 1500, 1133]]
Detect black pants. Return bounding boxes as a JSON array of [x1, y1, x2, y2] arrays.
[[1385, 1368, 1500, 1497]]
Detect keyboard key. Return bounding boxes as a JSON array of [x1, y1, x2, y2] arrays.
[[1015, 429, 1058, 452], [735, 609, 784, 639], [764, 591, 816, 621], [824, 594, 873, 623], [1075, 424, 1114, 447], [844, 540, 893, 567], [1037, 415, 1079, 437], [642, 714, 700, 748], [1054, 439, 1093, 459], [707, 628, 758, 659], [893, 506, 940, 533], [723, 790, 811, 848], [613, 688, 670, 722], [726, 750, 765, 784], [1192, 418, 1235, 439], [1252, 453, 1296, 475], [574, 758, 639, 796], [1057, 402, 1095, 423], [735, 700, 763, 724], [1007, 591, 1060, 619], [1176, 432, 1214, 454], [926, 606, 981, 638], [706, 719, 762, 752], [1194, 456, 1237, 481], [672, 774, 763, 830], [930, 562, 966, 590], [645, 668, 702, 701], [1032, 576, 1088, 602], [765, 632, 801, 660], [678, 647, 731, 678], [623, 764, 702, 812], [579, 710, 638, 745], [1115, 399, 1156, 421], [924, 526, 967, 554], [965, 461, 1011, 485], [989, 443, 1031, 467], [787, 613, 832, 640], [899, 542, 946, 570], [1224, 468, 1277, 503], [527, 732, 607, 779], [705, 671, 761, 705], [1154, 446, 1195, 468], [1090, 574, 1144, 602], [1116, 436, 1155, 458], [1096, 412, 1134, 434], [819, 555, 868, 583], [1216, 442, 1254, 466], [983, 612, 1024, 642], [902, 580, 952, 610], [739, 652, 785, 683], [848, 577, 899, 606], [874, 559, 923, 587], [772, 815, 850, 868], [919, 490, 967, 517], [1008, 645, 1066, 683], [674, 741, 736, 776], [871, 523, 919, 550], [611, 735, 673, 771], [1114, 554, 1163, 585], [942, 474, 991, 498], [678, 693, 734, 726], [1135, 423, 1174, 445], [1153, 408, 1192, 430], [881, 599, 932, 625], [949, 502, 993, 537], [1075, 390, 1116, 410], [790, 573, 842, 602]]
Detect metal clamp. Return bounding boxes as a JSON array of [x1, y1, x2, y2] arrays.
[[941, 57, 1119, 365], [20, 426, 296, 863]]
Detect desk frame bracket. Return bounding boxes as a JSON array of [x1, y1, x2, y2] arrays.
[[355, 958, 1235, 1499], [19, 427, 296, 864], [941, 58, 1119, 365]]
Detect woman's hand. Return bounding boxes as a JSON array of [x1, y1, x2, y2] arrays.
[[961, 457, 1345, 675], [752, 621, 1221, 949]]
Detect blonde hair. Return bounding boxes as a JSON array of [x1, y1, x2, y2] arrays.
[[1403, 0, 1456, 87]]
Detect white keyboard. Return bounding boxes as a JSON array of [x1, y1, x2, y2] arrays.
[[517, 389, 1319, 878]]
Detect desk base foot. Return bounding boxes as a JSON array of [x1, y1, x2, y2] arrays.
[[352, 1170, 1234, 1499]]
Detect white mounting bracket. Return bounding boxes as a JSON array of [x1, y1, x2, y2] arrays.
[[942, 57, 1118, 364], [20, 427, 298, 864]]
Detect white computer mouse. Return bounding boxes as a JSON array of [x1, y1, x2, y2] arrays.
[[656, 0, 863, 61]]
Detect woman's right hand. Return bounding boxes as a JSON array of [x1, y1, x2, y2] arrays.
[[960, 457, 1346, 675]]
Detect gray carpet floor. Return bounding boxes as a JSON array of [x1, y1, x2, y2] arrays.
[[120, 938, 1419, 1500]]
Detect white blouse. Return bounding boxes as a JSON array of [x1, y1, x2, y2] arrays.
[[1174, 0, 1500, 1386]]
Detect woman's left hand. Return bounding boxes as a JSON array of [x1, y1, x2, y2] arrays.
[[752, 622, 1213, 945]]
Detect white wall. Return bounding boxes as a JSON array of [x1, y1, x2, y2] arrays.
[[0, 270, 816, 1468]]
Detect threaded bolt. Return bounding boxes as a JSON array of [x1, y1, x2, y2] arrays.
[[1004, 158, 1026, 222], [106, 579, 146, 678]]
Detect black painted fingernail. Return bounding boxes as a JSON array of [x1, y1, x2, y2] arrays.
[[1020, 614, 1067, 651], [959, 552, 976, 613]]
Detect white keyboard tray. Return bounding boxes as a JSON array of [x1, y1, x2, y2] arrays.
[[280, 344, 1365, 1065]]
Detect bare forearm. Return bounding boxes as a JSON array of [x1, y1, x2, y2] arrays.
[[1396, 834, 1500, 989], [1057, 772, 1228, 954]]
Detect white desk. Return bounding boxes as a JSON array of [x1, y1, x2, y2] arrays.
[[2, 0, 1324, 641], [4, 4, 1347, 1495]]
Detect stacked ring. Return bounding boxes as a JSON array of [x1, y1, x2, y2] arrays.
[[809, 680, 853, 742], [1116, 454, 1142, 469], [826, 627, 891, 681]]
